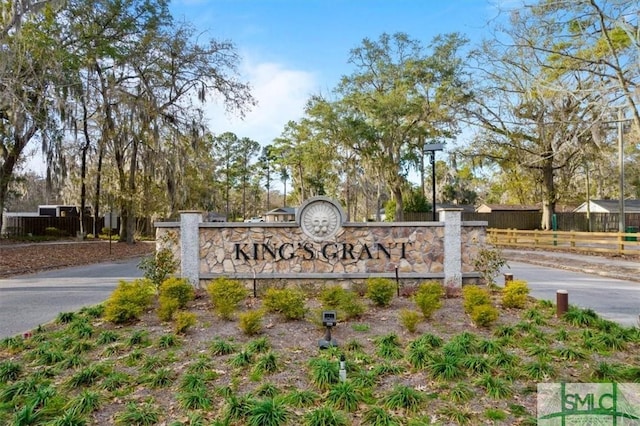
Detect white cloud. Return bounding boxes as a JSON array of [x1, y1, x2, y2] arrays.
[[205, 59, 318, 144]]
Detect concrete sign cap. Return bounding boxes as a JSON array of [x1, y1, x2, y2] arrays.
[[296, 196, 346, 241]]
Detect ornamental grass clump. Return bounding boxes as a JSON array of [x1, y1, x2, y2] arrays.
[[207, 277, 248, 320]]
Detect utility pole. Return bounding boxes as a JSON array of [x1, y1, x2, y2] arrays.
[[618, 108, 625, 233]]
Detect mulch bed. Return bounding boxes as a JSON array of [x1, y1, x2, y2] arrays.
[[0, 240, 155, 278]]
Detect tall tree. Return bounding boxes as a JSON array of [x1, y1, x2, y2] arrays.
[[0, 0, 64, 232], [212, 132, 241, 219], [522, 0, 640, 132], [464, 2, 626, 229], [257, 144, 276, 212], [337, 32, 470, 221], [237, 136, 260, 219]]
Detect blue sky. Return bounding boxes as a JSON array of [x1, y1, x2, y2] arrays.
[[169, 0, 512, 147]]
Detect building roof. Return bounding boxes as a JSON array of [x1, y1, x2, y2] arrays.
[[476, 204, 541, 212], [265, 207, 296, 215], [436, 203, 476, 213]]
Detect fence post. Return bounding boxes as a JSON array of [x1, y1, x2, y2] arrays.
[[617, 232, 624, 255], [556, 290, 568, 318]]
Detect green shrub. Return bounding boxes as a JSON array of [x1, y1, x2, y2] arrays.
[[159, 277, 195, 308], [320, 285, 365, 319], [158, 296, 180, 322], [45, 227, 65, 237], [365, 277, 396, 307], [338, 292, 366, 319], [473, 246, 507, 285], [399, 309, 422, 333], [263, 288, 306, 320], [138, 248, 179, 289], [320, 285, 346, 308], [239, 310, 264, 336], [304, 406, 348, 426], [471, 304, 499, 327], [207, 277, 248, 320], [104, 279, 154, 324], [414, 281, 444, 319], [502, 280, 530, 309], [174, 311, 197, 334], [462, 285, 491, 314]]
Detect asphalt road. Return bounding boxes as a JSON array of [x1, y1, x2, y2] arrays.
[[0, 259, 142, 339], [0, 256, 639, 339], [505, 261, 640, 327]]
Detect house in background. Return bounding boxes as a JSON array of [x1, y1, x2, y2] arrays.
[[264, 207, 296, 222], [475, 204, 541, 213], [204, 212, 227, 222], [573, 199, 640, 213]]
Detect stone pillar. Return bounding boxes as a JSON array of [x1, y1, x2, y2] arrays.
[[440, 208, 463, 287], [180, 211, 202, 287]]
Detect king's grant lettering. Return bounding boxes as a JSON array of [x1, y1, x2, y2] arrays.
[[233, 241, 412, 262]]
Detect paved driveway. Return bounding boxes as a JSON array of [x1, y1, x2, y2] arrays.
[[505, 261, 640, 327], [0, 259, 142, 339]]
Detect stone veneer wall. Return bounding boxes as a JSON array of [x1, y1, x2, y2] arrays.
[[156, 210, 487, 288]]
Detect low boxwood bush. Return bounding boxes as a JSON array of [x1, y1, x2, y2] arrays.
[[174, 311, 197, 334], [263, 288, 306, 320], [104, 279, 154, 324], [239, 310, 264, 336], [158, 297, 180, 322], [320, 285, 365, 320], [365, 277, 396, 307], [462, 285, 491, 314], [471, 304, 499, 327], [399, 309, 422, 333], [159, 277, 195, 308], [207, 277, 248, 320], [414, 281, 444, 319], [502, 280, 530, 309], [158, 277, 195, 322]]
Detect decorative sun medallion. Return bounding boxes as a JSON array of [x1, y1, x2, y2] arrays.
[[297, 197, 345, 241]]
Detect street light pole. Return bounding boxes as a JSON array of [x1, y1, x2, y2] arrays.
[[431, 151, 436, 222], [424, 143, 444, 222]]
